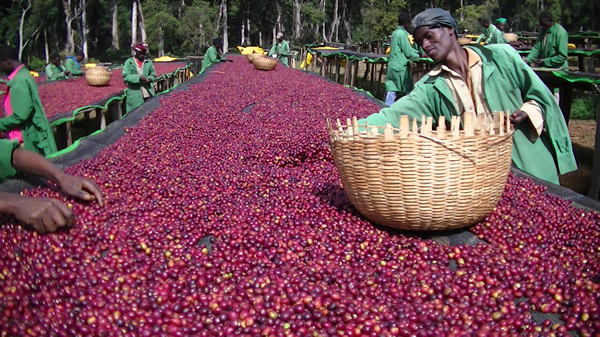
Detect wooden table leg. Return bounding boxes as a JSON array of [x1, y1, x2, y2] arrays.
[[587, 103, 600, 199], [578, 55, 584, 72], [559, 83, 573, 125]]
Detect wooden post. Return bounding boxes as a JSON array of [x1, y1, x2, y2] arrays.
[[98, 107, 106, 130], [343, 58, 351, 85], [375, 63, 385, 99], [351, 60, 359, 87], [335, 56, 341, 83], [311, 53, 317, 73], [362, 62, 370, 88], [66, 121, 73, 146], [559, 83, 573, 125], [588, 102, 600, 199], [369, 62, 375, 92], [320, 56, 326, 76], [578, 55, 584, 72]]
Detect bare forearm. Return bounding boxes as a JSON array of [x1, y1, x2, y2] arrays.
[[11, 148, 66, 184], [0, 192, 21, 216]]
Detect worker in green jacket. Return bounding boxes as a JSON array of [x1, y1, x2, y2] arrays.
[[496, 18, 508, 33], [359, 9, 576, 184], [123, 42, 156, 113], [201, 38, 229, 73], [0, 45, 57, 156], [0, 139, 103, 234], [45, 53, 70, 81], [475, 19, 506, 45], [268, 33, 290, 66], [526, 12, 568, 69], [385, 12, 420, 106], [64, 52, 84, 76]]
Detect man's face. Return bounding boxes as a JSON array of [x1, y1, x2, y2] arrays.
[[498, 23, 506, 31], [0, 59, 11, 75], [483, 22, 490, 28], [414, 26, 456, 63], [51, 58, 60, 66], [540, 19, 552, 29], [76, 55, 84, 62], [135, 51, 145, 61]]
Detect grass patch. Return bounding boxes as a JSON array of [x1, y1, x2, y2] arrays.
[[570, 93, 599, 120]]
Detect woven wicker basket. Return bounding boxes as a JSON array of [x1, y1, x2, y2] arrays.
[[458, 38, 472, 45], [252, 57, 278, 71], [327, 112, 514, 231], [247, 53, 265, 63], [85, 66, 111, 86], [504, 33, 518, 43]]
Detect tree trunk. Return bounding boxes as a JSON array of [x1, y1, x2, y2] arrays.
[[61, 0, 77, 54], [131, 0, 138, 46], [44, 29, 50, 62], [241, 18, 245, 45], [460, 0, 464, 21], [81, 0, 89, 57], [18, 0, 32, 61], [315, 0, 325, 37], [343, 0, 351, 43], [246, 17, 251, 45], [221, 0, 228, 52], [138, 1, 147, 43], [111, 0, 120, 50], [292, 0, 301, 39], [328, 0, 339, 42], [259, 31, 263, 46], [158, 25, 164, 56]]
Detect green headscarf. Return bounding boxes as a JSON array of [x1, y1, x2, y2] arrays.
[[496, 18, 507, 24]]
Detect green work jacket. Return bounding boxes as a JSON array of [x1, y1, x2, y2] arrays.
[[487, 27, 509, 44], [0, 139, 20, 180], [359, 44, 577, 184], [123, 57, 156, 113], [65, 57, 84, 76], [201, 46, 223, 73], [45, 63, 68, 81], [269, 40, 290, 66], [0, 66, 57, 156], [526, 23, 569, 69], [476, 24, 500, 44], [386, 26, 419, 93]]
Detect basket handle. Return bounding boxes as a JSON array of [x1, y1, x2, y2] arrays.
[[417, 134, 476, 163]]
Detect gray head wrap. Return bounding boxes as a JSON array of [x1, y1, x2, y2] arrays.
[[412, 8, 459, 36]]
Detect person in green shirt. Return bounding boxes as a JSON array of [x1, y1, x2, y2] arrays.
[[45, 53, 70, 81], [122, 42, 156, 113], [496, 18, 507, 33], [526, 12, 568, 69], [0, 139, 103, 234], [201, 38, 230, 73], [64, 52, 84, 76], [475, 19, 506, 45], [358, 8, 576, 184], [385, 12, 420, 106], [268, 33, 290, 67], [0, 45, 58, 156]]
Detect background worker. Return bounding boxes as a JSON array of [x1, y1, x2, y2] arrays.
[[0, 45, 57, 156], [268, 33, 290, 67], [385, 12, 420, 106], [123, 42, 156, 113]]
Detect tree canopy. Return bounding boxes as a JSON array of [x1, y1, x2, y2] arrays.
[[0, 0, 596, 66]]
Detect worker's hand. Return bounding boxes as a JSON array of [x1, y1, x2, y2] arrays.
[[13, 197, 75, 234], [140, 76, 147, 82], [64, 70, 70, 75], [57, 173, 104, 206], [509, 110, 530, 125], [534, 58, 545, 67]]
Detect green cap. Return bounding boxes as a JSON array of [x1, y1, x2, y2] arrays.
[[496, 18, 507, 24]]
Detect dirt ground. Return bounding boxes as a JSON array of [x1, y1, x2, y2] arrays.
[[569, 119, 596, 152]]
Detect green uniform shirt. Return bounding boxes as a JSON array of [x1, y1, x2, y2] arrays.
[[64, 57, 84, 76], [526, 23, 569, 69], [386, 26, 420, 93], [122, 57, 156, 113], [201, 46, 222, 73], [45, 63, 68, 81], [0, 139, 19, 180], [269, 40, 290, 66], [476, 24, 505, 44], [0, 66, 57, 156], [360, 44, 576, 184]]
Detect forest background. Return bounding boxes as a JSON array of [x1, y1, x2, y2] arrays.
[[0, 0, 597, 69]]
